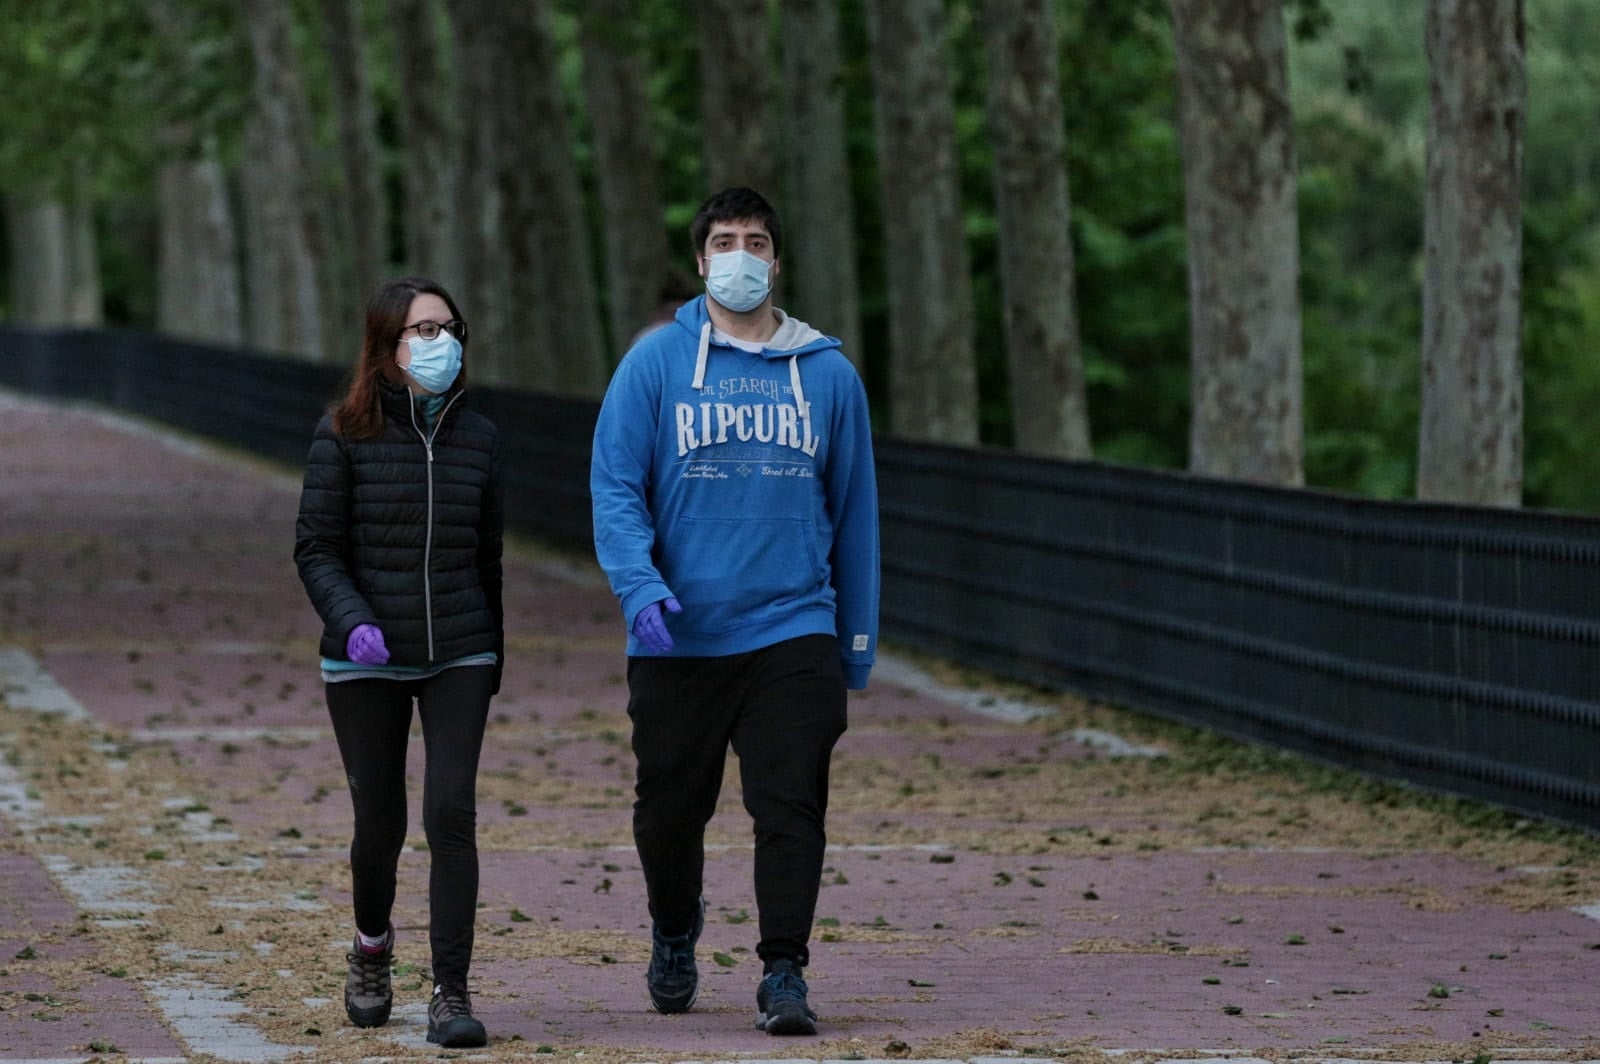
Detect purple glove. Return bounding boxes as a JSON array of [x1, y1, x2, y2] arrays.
[[346, 623, 390, 665], [632, 597, 681, 654]]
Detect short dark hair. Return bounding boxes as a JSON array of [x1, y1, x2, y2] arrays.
[[690, 187, 782, 258]]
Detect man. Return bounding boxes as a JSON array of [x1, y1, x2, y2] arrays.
[[590, 186, 879, 1036]]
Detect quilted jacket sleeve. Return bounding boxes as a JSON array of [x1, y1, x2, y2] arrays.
[[293, 416, 374, 654]]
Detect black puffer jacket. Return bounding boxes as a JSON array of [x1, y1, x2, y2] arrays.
[[294, 381, 504, 687]]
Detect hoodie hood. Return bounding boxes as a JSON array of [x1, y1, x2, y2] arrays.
[[675, 295, 839, 418]]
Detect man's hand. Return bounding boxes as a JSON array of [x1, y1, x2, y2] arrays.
[[631, 597, 682, 653]]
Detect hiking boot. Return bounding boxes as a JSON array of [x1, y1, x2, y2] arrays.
[[646, 896, 704, 1014], [756, 957, 818, 1035], [342, 927, 393, 1028], [427, 982, 487, 1048]]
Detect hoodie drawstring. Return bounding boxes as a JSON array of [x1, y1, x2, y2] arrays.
[[789, 356, 810, 421], [694, 315, 810, 421], [692, 321, 711, 392]]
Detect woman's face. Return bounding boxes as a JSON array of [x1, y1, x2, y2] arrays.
[[394, 293, 453, 376]]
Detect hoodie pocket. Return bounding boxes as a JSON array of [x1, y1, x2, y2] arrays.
[[663, 515, 825, 631]]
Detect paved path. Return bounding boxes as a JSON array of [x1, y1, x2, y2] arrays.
[[1, 388, 1598, 1064]]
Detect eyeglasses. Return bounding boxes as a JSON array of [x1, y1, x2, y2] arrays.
[[401, 319, 468, 341]]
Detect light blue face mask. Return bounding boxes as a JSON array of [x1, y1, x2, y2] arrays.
[[704, 249, 773, 313], [402, 332, 462, 393]]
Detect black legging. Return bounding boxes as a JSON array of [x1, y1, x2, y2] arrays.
[[325, 665, 494, 987]]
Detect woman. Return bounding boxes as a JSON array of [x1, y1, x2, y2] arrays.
[[293, 277, 503, 1048]]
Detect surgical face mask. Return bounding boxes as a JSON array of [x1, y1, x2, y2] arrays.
[[704, 249, 773, 312], [401, 331, 462, 393]]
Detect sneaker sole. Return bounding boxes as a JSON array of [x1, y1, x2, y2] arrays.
[[427, 1019, 488, 1047], [345, 1001, 391, 1028], [649, 985, 699, 1014], [757, 1008, 818, 1035]]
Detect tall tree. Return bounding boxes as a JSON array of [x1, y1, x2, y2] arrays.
[[241, 0, 331, 360], [981, 0, 1091, 459], [391, 0, 461, 289], [157, 156, 243, 344], [1170, 0, 1304, 485], [780, 0, 863, 370], [147, 0, 245, 345], [869, 0, 978, 444], [698, 0, 778, 195], [4, 194, 100, 325], [321, 0, 388, 305], [581, 0, 673, 358], [492, 0, 608, 397], [447, 0, 510, 381], [1417, 0, 1525, 506]]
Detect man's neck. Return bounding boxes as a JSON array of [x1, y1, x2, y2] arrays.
[[707, 299, 780, 344]]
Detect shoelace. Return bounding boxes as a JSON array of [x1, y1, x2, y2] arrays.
[[346, 951, 389, 994], [654, 929, 696, 975], [764, 968, 809, 1006], [434, 985, 472, 1019]]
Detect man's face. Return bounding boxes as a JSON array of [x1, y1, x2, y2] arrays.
[[698, 218, 778, 278]]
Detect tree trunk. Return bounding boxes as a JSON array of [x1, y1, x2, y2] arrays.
[[981, 0, 1091, 459], [698, 0, 778, 195], [157, 156, 243, 345], [6, 165, 102, 327], [241, 0, 330, 360], [6, 198, 71, 325], [448, 0, 510, 382], [1170, 0, 1303, 485], [1418, 0, 1524, 506], [390, 0, 461, 290], [321, 0, 387, 304], [491, 1, 608, 397], [869, 0, 978, 444], [580, 0, 673, 359], [779, 0, 863, 370], [63, 166, 103, 326]]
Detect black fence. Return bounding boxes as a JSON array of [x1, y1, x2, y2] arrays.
[[4, 327, 1598, 832]]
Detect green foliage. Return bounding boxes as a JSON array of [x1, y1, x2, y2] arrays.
[[1295, 102, 1422, 499], [1059, 0, 1189, 469], [0, 1, 250, 196]]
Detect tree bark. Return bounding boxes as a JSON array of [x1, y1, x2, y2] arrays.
[[390, 0, 461, 289], [321, 0, 388, 304], [698, 0, 778, 196], [448, 0, 510, 382], [157, 156, 243, 345], [5, 198, 72, 326], [580, 0, 673, 358], [483, 0, 608, 397], [869, 0, 978, 444], [1418, 0, 1524, 506], [241, 0, 330, 360], [779, 0, 863, 370], [981, 0, 1091, 459], [1170, 0, 1304, 485]]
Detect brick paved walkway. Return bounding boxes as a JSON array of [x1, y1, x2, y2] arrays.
[[1, 388, 1597, 1063]]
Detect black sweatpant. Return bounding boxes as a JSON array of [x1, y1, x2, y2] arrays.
[[325, 665, 494, 987], [626, 633, 848, 969]]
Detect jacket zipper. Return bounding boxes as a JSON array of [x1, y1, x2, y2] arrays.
[[413, 392, 463, 661]]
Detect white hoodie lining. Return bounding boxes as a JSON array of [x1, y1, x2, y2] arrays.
[[693, 312, 812, 419]]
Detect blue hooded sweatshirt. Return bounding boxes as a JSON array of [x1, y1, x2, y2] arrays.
[[591, 295, 880, 689]]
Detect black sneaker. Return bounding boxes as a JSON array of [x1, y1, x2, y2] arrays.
[[427, 982, 487, 1048], [646, 896, 704, 1014], [756, 958, 818, 1035], [342, 927, 393, 1028]]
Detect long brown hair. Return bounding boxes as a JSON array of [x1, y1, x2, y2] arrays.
[[331, 276, 470, 439]]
